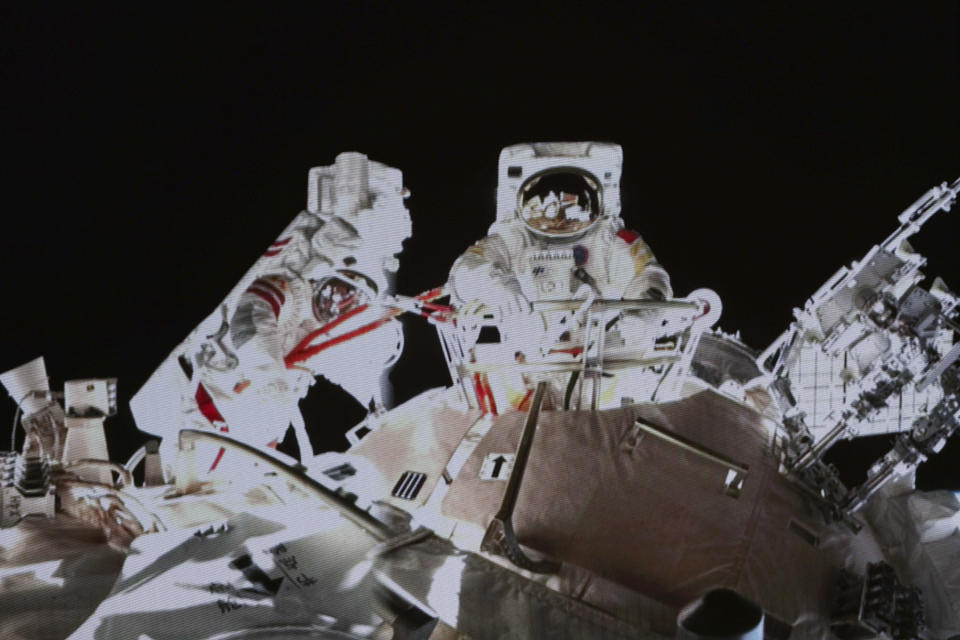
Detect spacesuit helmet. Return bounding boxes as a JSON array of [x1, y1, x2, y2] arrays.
[[312, 270, 377, 325], [517, 167, 602, 239]]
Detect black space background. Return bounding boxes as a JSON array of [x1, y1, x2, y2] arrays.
[[0, 3, 959, 490]]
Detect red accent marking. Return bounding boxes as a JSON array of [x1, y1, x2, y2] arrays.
[[209, 447, 226, 472], [473, 373, 488, 414], [247, 283, 282, 318], [266, 439, 278, 449], [263, 249, 282, 257], [196, 384, 231, 472], [270, 237, 292, 247], [549, 347, 584, 356], [693, 299, 711, 321], [416, 287, 445, 301], [617, 229, 640, 244], [195, 383, 225, 424], [483, 373, 498, 416], [517, 388, 533, 411], [420, 301, 453, 313], [257, 278, 286, 305], [209, 425, 230, 471]]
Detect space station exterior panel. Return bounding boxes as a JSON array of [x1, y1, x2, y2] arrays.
[[372, 534, 658, 640], [441, 390, 886, 636], [785, 334, 950, 437], [337, 387, 481, 509], [0, 515, 125, 640], [67, 507, 385, 639]]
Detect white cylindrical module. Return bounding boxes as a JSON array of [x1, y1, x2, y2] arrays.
[[0, 356, 51, 417], [62, 417, 112, 484]]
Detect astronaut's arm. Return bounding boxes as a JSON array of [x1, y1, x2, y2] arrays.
[[613, 231, 673, 300], [626, 260, 672, 301], [230, 275, 288, 361], [448, 234, 530, 315]]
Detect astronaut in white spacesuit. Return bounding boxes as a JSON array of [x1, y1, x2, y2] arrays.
[[131, 152, 411, 474], [447, 142, 673, 410]]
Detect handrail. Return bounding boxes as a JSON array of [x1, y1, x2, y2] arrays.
[[532, 298, 700, 313], [633, 420, 749, 477], [481, 382, 560, 574], [178, 429, 394, 542]]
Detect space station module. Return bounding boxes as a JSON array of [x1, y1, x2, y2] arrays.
[[447, 142, 676, 410], [131, 153, 411, 475]]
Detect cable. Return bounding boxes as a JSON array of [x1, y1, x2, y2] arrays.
[[124, 444, 147, 473]]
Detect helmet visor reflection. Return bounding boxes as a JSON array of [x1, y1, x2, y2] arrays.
[[312, 271, 375, 324], [518, 169, 601, 237]]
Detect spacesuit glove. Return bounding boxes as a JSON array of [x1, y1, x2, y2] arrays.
[[644, 287, 666, 301], [625, 264, 673, 301], [497, 290, 532, 319]]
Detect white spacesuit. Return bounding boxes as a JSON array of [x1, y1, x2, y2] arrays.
[[131, 152, 411, 474], [447, 142, 673, 411]]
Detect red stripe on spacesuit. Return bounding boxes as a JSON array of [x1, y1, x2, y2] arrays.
[[472, 373, 488, 414], [472, 372, 498, 416], [195, 383, 226, 424], [263, 237, 292, 256], [209, 444, 227, 472], [195, 383, 230, 472], [248, 281, 284, 304], [256, 278, 286, 304], [483, 374, 498, 416], [247, 279, 287, 318], [616, 229, 640, 244], [549, 347, 584, 357], [247, 285, 282, 318]]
